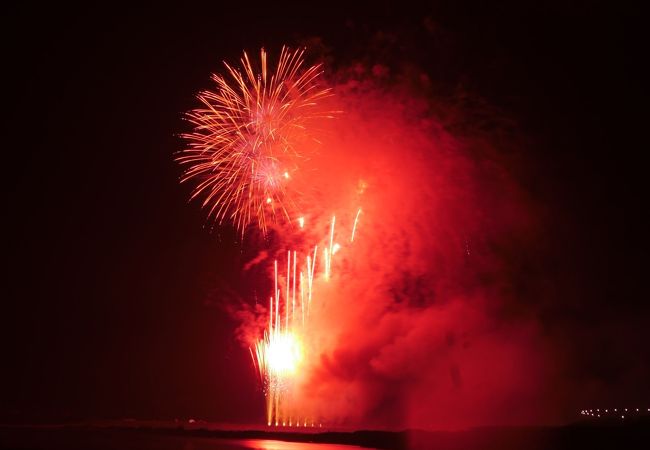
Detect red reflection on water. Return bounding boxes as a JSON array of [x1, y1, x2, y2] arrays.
[[239, 439, 367, 450]]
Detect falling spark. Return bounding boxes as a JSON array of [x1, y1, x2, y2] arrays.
[[329, 216, 335, 259], [324, 216, 336, 279], [292, 251, 296, 325], [351, 208, 361, 242]]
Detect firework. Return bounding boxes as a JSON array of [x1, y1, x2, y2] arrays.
[[177, 46, 360, 426], [252, 211, 361, 426], [178, 47, 332, 234]]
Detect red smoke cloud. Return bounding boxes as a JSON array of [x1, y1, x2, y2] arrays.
[[234, 66, 553, 430]]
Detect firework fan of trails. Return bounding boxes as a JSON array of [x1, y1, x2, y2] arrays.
[[179, 47, 361, 426], [177, 46, 334, 234], [251, 211, 361, 426]]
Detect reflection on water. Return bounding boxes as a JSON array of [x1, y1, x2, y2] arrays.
[[182, 439, 366, 450], [237, 439, 364, 449], [0, 429, 372, 450]]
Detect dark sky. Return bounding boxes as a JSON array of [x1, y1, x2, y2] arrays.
[[2, 1, 646, 426]]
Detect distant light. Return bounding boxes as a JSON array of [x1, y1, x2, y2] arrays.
[[266, 197, 272, 204], [283, 171, 289, 179], [622, 415, 625, 419], [332, 243, 341, 254], [298, 216, 304, 228]]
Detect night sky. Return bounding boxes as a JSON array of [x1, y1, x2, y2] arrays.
[[2, 2, 646, 428]]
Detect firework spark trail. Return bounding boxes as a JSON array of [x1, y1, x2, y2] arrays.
[[351, 208, 362, 242], [252, 212, 361, 426], [178, 47, 333, 234]]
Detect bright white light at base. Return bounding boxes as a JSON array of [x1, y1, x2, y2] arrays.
[[267, 332, 303, 375]]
